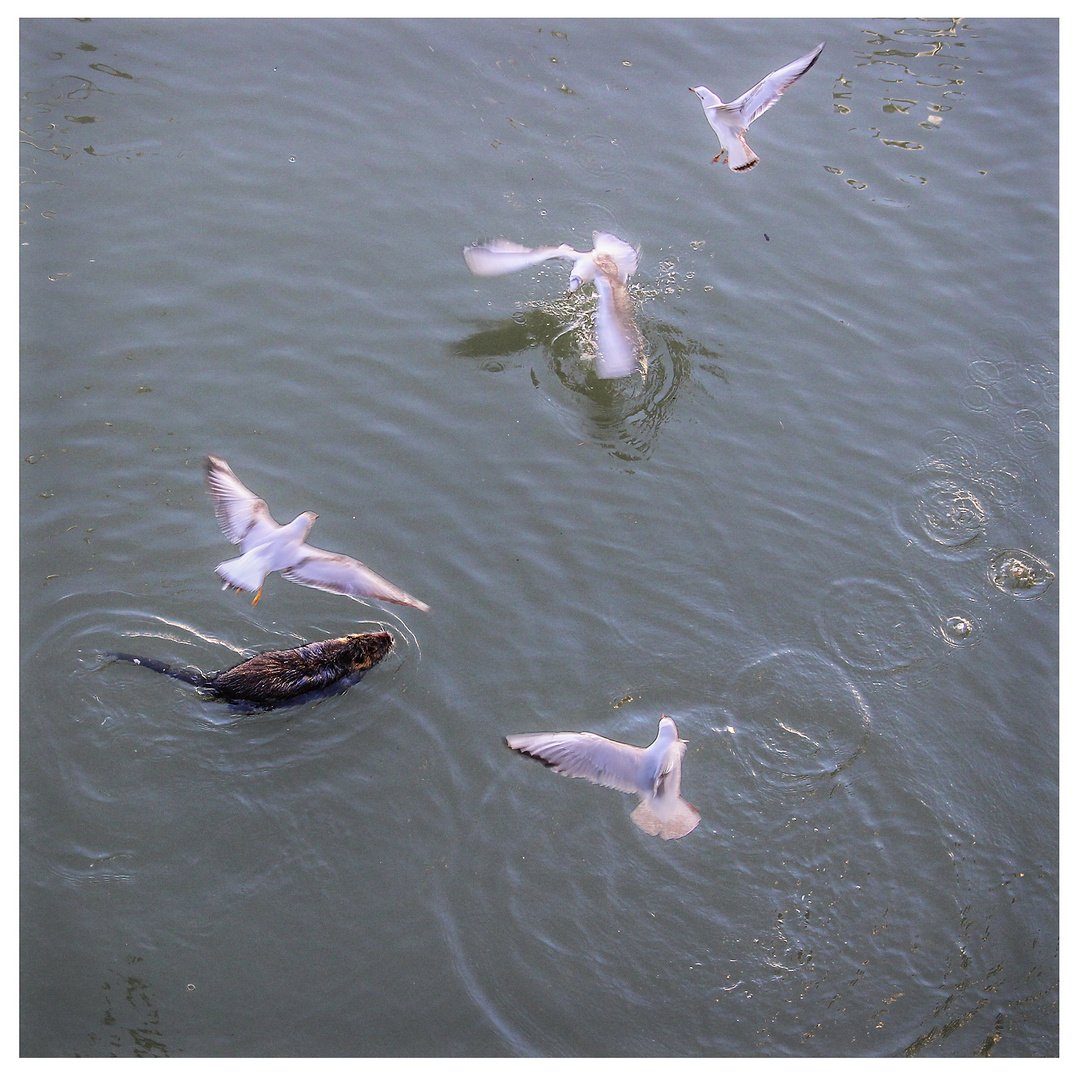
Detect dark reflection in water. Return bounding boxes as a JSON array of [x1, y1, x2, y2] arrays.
[[453, 295, 718, 462], [85, 956, 171, 1058], [453, 307, 566, 368]]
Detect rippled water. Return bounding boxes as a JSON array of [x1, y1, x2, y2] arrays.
[[21, 17, 1057, 1057]]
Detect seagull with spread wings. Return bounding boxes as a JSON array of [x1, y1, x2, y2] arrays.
[[690, 42, 824, 172], [205, 453, 429, 612], [464, 230, 643, 378], [506, 715, 700, 839]]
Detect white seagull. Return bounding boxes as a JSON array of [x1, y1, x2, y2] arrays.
[[690, 42, 824, 172], [205, 453, 430, 612], [505, 715, 700, 839], [463, 231, 643, 378]]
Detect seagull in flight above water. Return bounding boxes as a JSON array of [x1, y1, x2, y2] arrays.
[[204, 453, 430, 612], [690, 42, 824, 171], [463, 230, 643, 379], [505, 715, 701, 839]]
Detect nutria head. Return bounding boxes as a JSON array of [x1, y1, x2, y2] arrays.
[[338, 630, 395, 670]]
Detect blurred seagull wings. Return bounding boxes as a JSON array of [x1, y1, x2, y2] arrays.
[[505, 715, 700, 839], [463, 231, 642, 378], [690, 42, 824, 171], [205, 453, 430, 612]]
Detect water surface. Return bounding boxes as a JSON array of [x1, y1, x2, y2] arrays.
[[21, 17, 1057, 1056]]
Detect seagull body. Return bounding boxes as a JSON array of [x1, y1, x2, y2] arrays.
[[205, 453, 429, 612], [690, 42, 824, 171], [505, 715, 700, 839], [463, 231, 642, 378]]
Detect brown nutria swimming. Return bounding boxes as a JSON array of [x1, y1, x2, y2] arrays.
[[109, 631, 394, 710]]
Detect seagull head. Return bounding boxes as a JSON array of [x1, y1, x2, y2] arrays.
[[690, 85, 721, 107], [283, 511, 319, 540], [657, 715, 682, 745]]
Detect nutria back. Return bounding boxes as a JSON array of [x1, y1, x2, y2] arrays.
[[208, 631, 394, 705], [110, 630, 394, 709]]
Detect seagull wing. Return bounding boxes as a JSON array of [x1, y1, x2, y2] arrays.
[[729, 42, 824, 127], [463, 240, 575, 277], [281, 543, 430, 612], [506, 731, 647, 795], [592, 271, 641, 379], [205, 454, 282, 547]]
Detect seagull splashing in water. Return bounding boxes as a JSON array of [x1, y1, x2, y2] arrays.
[[464, 230, 643, 378], [205, 453, 430, 612], [506, 715, 700, 839], [690, 42, 824, 172]]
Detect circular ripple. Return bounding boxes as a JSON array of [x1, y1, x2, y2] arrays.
[[894, 436, 1029, 561], [987, 549, 1055, 600], [817, 575, 946, 681], [526, 290, 694, 463], [896, 469, 989, 553], [937, 612, 982, 648], [1010, 409, 1055, 454], [569, 132, 631, 182], [721, 649, 871, 799], [959, 383, 994, 412], [23, 591, 413, 778], [964, 322, 1059, 457]]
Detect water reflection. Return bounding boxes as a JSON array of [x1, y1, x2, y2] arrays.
[[826, 19, 981, 195], [86, 956, 171, 1057], [452, 294, 710, 461]]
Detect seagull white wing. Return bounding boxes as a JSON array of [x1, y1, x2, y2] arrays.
[[205, 454, 282, 548], [729, 42, 824, 127], [281, 543, 431, 612], [506, 731, 647, 795], [592, 272, 641, 379], [463, 240, 575, 277]]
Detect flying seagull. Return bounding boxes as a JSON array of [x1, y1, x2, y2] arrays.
[[690, 42, 824, 171], [463, 231, 643, 378], [505, 715, 700, 839], [204, 453, 430, 612]]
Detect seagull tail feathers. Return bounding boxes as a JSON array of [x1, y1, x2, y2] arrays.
[[215, 550, 272, 594], [727, 133, 760, 172], [630, 796, 701, 840]]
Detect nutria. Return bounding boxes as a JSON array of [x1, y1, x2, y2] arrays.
[[109, 631, 394, 710]]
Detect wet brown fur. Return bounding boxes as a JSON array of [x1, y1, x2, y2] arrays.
[[110, 631, 394, 709]]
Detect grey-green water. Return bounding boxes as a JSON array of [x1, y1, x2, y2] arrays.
[[21, 17, 1057, 1056]]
